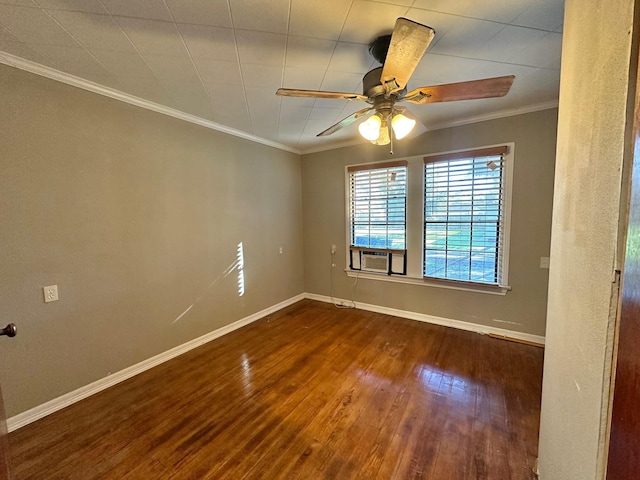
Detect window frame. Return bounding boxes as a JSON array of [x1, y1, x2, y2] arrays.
[[423, 146, 511, 288], [347, 160, 408, 251], [344, 144, 513, 295]]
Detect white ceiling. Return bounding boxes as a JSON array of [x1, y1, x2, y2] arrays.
[[0, 0, 563, 153]]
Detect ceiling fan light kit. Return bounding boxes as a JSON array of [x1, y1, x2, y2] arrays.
[[276, 17, 516, 150], [391, 113, 416, 140], [358, 114, 382, 141], [358, 112, 416, 145]]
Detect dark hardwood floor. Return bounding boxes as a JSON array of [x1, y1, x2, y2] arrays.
[[9, 300, 544, 479]]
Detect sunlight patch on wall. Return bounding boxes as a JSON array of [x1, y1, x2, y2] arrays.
[[237, 242, 245, 297], [173, 304, 194, 324], [172, 241, 246, 323]]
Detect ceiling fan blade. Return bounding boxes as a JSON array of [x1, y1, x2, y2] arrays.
[[403, 75, 515, 104], [380, 18, 435, 93], [317, 107, 374, 137], [276, 88, 367, 101]]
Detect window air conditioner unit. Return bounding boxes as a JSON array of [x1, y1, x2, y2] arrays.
[[361, 251, 389, 273]]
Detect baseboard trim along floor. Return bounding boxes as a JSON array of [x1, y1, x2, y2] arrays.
[[6, 293, 306, 432], [7, 292, 545, 432], [306, 293, 546, 346]]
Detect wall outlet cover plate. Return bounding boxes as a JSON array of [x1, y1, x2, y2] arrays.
[[43, 285, 59, 303]]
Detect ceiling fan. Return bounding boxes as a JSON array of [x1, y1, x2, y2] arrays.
[[276, 17, 515, 148]]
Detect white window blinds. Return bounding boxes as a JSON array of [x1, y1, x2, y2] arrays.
[[348, 161, 407, 250], [423, 146, 508, 285]]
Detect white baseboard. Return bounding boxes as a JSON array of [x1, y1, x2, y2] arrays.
[[305, 293, 546, 346], [7, 291, 544, 432], [6, 293, 305, 432]]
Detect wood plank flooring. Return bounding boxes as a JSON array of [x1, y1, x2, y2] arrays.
[[9, 300, 544, 479]]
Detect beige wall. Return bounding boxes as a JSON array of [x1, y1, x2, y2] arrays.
[[0, 65, 304, 417], [302, 108, 557, 338], [537, 0, 636, 478]]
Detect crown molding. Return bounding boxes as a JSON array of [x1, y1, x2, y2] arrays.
[[0, 51, 301, 155], [1, 50, 558, 157], [300, 137, 365, 155], [423, 100, 559, 133]]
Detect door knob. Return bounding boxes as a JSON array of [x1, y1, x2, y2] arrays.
[[0, 324, 17, 337]]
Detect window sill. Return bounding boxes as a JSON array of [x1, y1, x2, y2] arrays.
[[345, 269, 510, 295]]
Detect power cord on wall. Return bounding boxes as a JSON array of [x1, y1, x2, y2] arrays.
[[330, 247, 357, 309]]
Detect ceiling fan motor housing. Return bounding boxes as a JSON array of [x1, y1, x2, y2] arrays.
[[368, 34, 392, 64], [363, 67, 406, 100]]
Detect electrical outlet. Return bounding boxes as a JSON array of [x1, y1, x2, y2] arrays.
[[278, 246, 283, 254], [43, 285, 59, 303], [330, 244, 336, 254], [540, 257, 550, 269]]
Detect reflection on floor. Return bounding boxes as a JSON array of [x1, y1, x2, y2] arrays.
[[9, 299, 543, 479]]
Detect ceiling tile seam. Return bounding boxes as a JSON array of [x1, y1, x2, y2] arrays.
[[227, 0, 254, 134], [309, 40, 341, 126], [490, 30, 562, 71], [333, 0, 357, 54], [426, 51, 561, 72], [108, 14, 175, 102], [511, 3, 562, 33], [480, 22, 509, 50], [305, 0, 358, 139], [25, 4, 105, 15], [97, 0, 109, 18], [278, 0, 295, 144], [42, 7, 229, 32], [12, 11, 386, 43], [355, 0, 412, 17], [0, 15, 29, 48], [7, 2, 86, 50], [162, 0, 216, 119], [31, 2, 120, 83], [408, 6, 561, 35], [281, 1, 309, 146], [0, 3, 40, 13], [94, 0, 174, 91]]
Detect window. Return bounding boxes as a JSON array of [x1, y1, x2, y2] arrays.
[[344, 144, 512, 294], [423, 146, 508, 285], [348, 161, 407, 250]]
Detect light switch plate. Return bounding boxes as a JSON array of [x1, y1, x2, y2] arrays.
[[43, 285, 59, 303], [540, 257, 550, 269]]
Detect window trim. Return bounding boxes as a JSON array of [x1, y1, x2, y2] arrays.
[[343, 143, 514, 295]]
